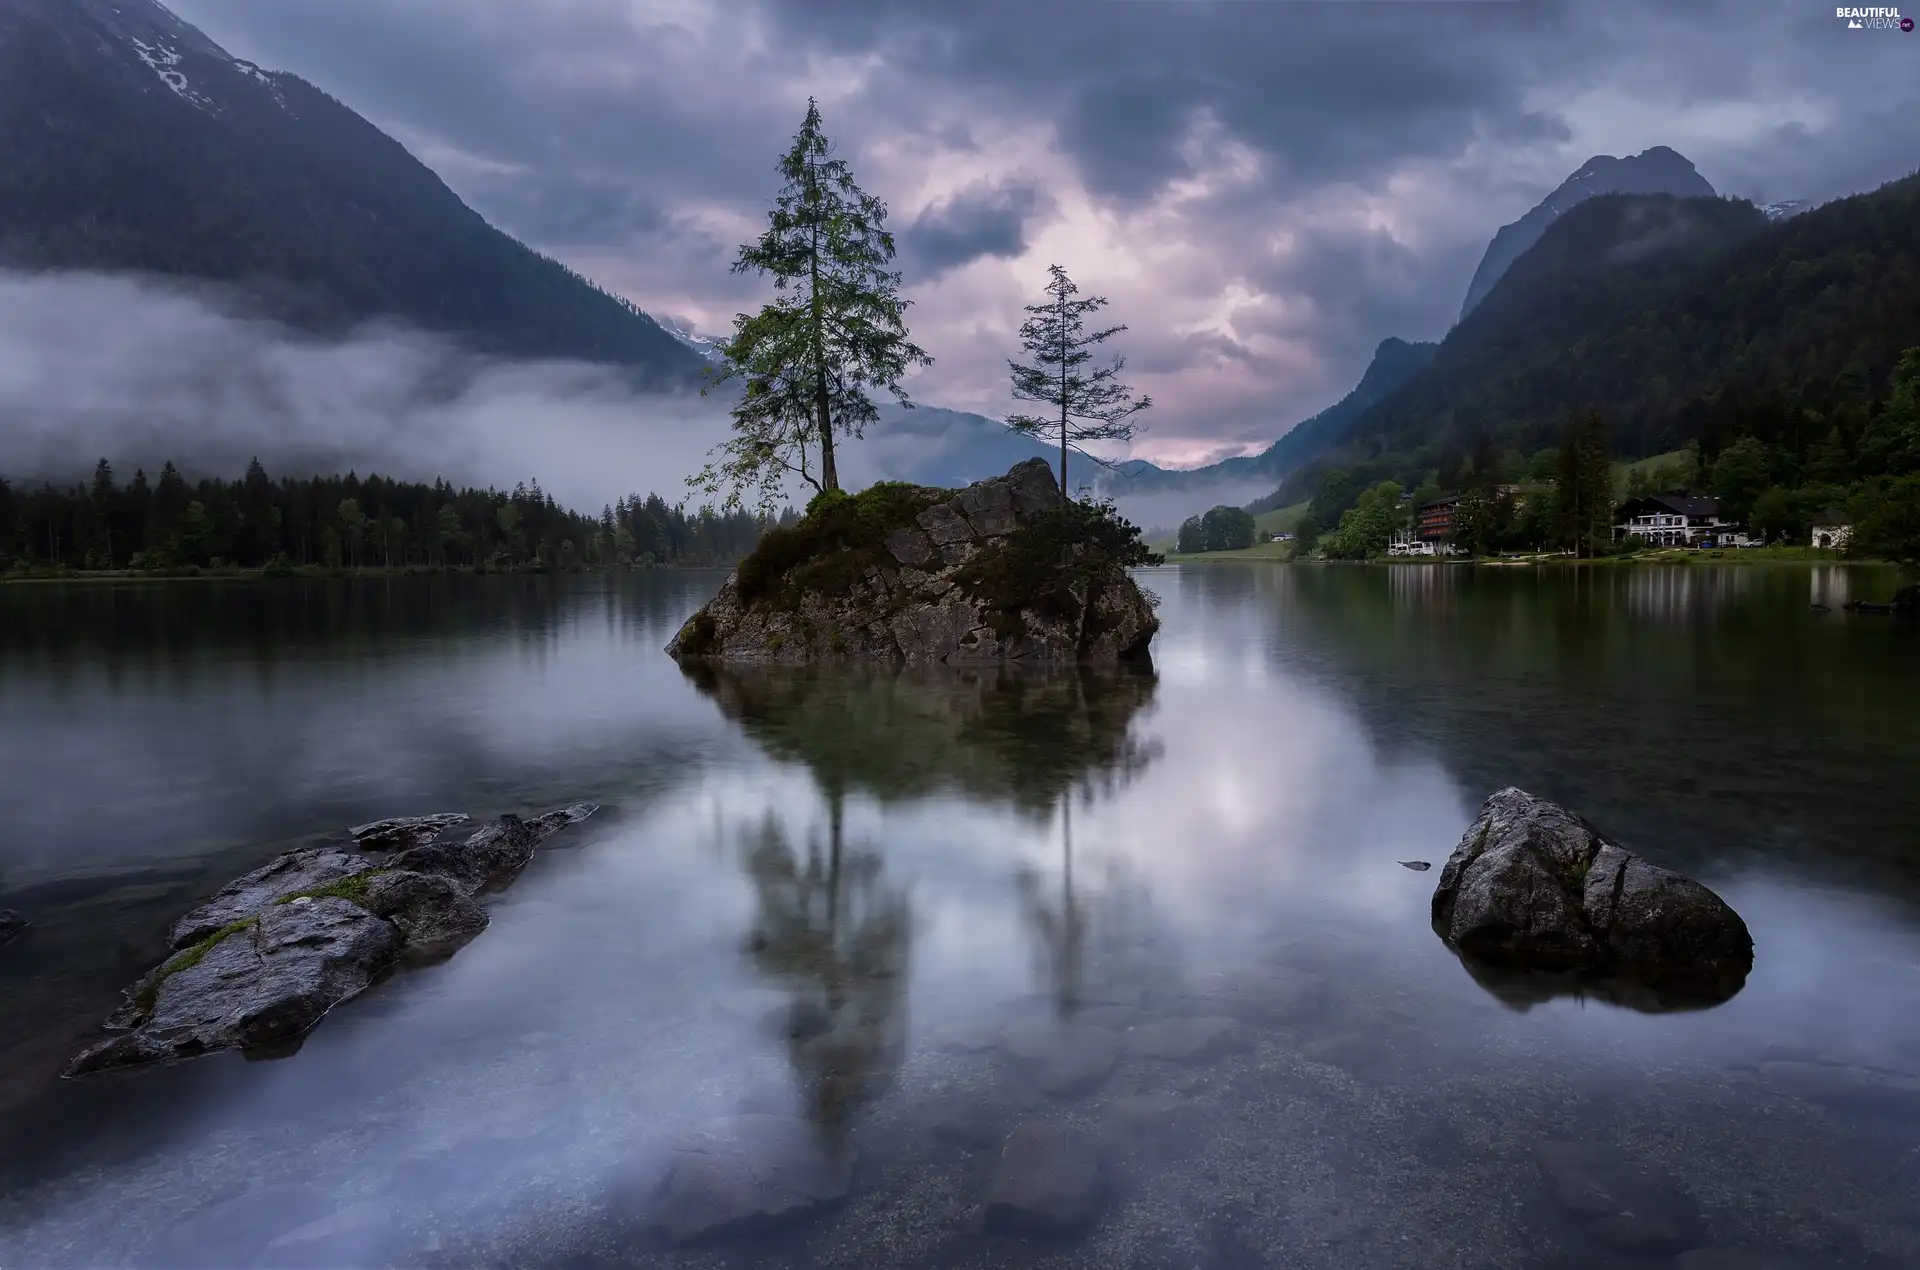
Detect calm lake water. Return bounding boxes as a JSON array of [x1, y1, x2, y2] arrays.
[[2, 564, 1918, 1269]]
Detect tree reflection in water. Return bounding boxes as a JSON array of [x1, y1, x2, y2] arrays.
[[742, 796, 911, 1137], [689, 663, 1163, 1127]]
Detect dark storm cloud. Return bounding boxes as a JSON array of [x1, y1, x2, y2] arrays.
[[160, 0, 1920, 464], [902, 181, 1042, 276]]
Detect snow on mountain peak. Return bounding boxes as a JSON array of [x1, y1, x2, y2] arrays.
[[128, 35, 214, 110]]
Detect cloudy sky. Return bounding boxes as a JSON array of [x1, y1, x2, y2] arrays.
[[167, 0, 1920, 467]]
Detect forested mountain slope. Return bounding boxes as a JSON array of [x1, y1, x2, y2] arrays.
[[1262, 174, 1920, 504], [0, 0, 703, 384]]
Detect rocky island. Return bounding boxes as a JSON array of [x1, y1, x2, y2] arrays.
[[64, 804, 596, 1077], [668, 459, 1160, 665]]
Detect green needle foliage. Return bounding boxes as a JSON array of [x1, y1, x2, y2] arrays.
[[695, 99, 931, 513], [1006, 264, 1152, 502]]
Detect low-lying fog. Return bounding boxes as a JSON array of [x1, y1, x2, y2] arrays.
[[0, 271, 1269, 525]]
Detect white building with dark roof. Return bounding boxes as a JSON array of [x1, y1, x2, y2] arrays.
[[1613, 493, 1745, 547]]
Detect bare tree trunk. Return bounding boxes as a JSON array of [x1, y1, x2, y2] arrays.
[[809, 157, 840, 494]]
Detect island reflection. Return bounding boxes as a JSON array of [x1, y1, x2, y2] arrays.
[[687, 662, 1164, 1134]]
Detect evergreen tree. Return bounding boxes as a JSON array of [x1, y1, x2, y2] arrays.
[[1006, 264, 1152, 501], [696, 99, 930, 511], [1555, 411, 1613, 558], [89, 458, 117, 566]]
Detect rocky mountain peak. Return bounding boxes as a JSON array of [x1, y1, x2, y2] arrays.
[[1461, 146, 1717, 320]]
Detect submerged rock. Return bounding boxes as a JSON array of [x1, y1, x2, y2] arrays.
[[66, 804, 597, 1077], [1430, 789, 1752, 1008], [998, 1019, 1122, 1097], [0, 908, 27, 947], [649, 1114, 854, 1246], [1534, 1140, 1703, 1254], [982, 1122, 1103, 1234], [1124, 1016, 1247, 1065], [667, 459, 1159, 665]]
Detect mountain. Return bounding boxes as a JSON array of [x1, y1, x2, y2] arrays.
[[1258, 173, 1920, 505], [1237, 338, 1437, 507], [0, 0, 704, 385], [655, 315, 729, 366], [1459, 146, 1717, 321], [844, 335, 1436, 510], [1759, 199, 1814, 221]]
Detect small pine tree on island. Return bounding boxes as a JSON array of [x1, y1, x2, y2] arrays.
[[694, 99, 931, 513], [1005, 264, 1152, 502]]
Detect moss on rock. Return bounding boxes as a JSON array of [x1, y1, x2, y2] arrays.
[[131, 917, 260, 1022], [736, 482, 946, 608]]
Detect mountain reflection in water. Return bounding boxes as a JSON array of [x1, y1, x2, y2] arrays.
[[0, 566, 1916, 1269]]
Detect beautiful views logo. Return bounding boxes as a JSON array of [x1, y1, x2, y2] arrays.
[[1835, 5, 1912, 28]]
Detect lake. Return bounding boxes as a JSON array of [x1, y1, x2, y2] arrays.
[[2, 564, 1918, 1269]]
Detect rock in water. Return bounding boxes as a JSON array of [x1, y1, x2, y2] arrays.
[[0, 909, 27, 947], [1430, 789, 1752, 1007], [998, 1020, 1122, 1097], [666, 459, 1159, 665], [67, 804, 598, 1077], [360, 871, 489, 953], [983, 1122, 1103, 1233], [1124, 1016, 1247, 1065], [169, 848, 382, 951], [349, 812, 470, 851], [67, 899, 399, 1076], [1534, 1141, 1703, 1254], [650, 1115, 854, 1246]]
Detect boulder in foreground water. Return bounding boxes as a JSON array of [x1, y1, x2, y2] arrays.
[[0, 909, 27, 947], [1431, 789, 1752, 1008], [66, 804, 597, 1077]]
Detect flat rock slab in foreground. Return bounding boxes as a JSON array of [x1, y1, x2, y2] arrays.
[[649, 1114, 854, 1246], [1431, 788, 1752, 1008], [65, 804, 597, 1077], [667, 458, 1158, 665]]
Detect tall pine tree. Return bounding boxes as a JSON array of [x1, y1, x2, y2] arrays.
[[1006, 265, 1152, 501], [1556, 410, 1614, 558], [696, 99, 931, 512]]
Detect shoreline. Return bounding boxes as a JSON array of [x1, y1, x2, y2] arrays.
[[1164, 550, 1908, 570], [0, 563, 736, 586]]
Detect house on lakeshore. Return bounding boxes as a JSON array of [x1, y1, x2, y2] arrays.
[[1416, 495, 1461, 543], [1613, 492, 1748, 547], [1809, 512, 1852, 552]]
